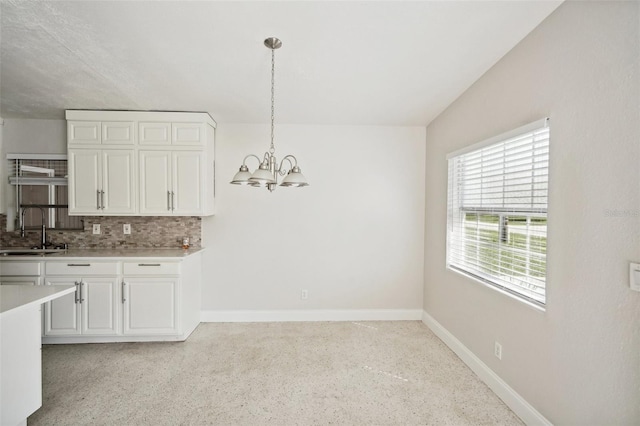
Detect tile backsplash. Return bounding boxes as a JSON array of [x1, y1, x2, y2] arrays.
[[0, 214, 201, 249]]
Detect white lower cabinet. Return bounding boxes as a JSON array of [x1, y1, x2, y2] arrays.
[[43, 277, 119, 336], [36, 253, 202, 343], [123, 277, 178, 335]]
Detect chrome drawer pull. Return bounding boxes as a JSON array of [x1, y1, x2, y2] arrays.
[[138, 263, 161, 267], [67, 264, 91, 267]]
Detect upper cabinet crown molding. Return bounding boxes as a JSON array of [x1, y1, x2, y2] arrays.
[[65, 110, 216, 128]]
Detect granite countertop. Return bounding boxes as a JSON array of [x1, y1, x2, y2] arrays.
[[0, 248, 204, 260], [0, 285, 76, 315]]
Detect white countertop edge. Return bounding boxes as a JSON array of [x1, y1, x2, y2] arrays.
[[0, 285, 76, 316], [0, 248, 204, 260]]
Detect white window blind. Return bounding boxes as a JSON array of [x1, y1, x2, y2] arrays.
[[446, 118, 549, 306]]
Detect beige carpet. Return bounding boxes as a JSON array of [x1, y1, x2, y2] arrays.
[[29, 321, 523, 425]]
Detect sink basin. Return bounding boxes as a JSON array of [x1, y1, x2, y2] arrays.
[[0, 249, 64, 257]]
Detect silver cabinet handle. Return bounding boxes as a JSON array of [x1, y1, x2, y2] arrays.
[[100, 190, 105, 210], [167, 191, 171, 211], [97, 190, 101, 210], [171, 191, 175, 211], [67, 263, 91, 267], [121, 281, 126, 303], [138, 263, 161, 266], [74, 281, 80, 304], [80, 281, 85, 303]]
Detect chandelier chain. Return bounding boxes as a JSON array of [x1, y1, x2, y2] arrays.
[[270, 48, 276, 154]]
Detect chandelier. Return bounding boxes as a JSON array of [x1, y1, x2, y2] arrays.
[[230, 37, 309, 192]]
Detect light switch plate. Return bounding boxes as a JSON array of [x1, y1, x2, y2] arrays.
[[123, 224, 131, 235], [630, 262, 640, 292], [92, 224, 101, 235]]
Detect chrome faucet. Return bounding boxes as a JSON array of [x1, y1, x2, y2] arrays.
[[20, 206, 47, 249]]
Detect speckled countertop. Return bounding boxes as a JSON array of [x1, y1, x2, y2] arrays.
[[0, 248, 204, 260]]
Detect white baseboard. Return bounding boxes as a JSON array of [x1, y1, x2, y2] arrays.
[[201, 309, 422, 323], [421, 311, 551, 426]]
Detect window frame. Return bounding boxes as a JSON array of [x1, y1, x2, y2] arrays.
[[446, 118, 550, 308]]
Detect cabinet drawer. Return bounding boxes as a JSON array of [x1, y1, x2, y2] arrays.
[[46, 262, 119, 276], [123, 262, 180, 275], [1, 261, 41, 276]]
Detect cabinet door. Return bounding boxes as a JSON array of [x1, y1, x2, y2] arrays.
[[102, 150, 136, 214], [81, 278, 119, 335], [123, 278, 178, 335], [139, 122, 171, 145], [68, 121, 101, 145], [172, 151, 204, 215], [68, 149, 101, 215], [102, 122, 135, 145], [172, 123, 204, 146], [139, 150, 172, 214], [43, 278, 81, 336]]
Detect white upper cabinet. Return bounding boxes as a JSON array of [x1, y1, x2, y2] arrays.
[[68, 149, 136, 215], [68, 121, 101, 144], [66, 110, 216, 216], [68, 121, 135, 145], [139, 122, 171, 145], [101, 122, 135, 145]]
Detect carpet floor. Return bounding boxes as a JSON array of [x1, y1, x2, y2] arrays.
[[29, 321, 523, 425]]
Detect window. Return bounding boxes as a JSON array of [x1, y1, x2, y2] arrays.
[[446, 118, 550, 306], [8, 155, 82, 230]]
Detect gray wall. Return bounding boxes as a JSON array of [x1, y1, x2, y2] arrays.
[[424, 2, 640, 424]]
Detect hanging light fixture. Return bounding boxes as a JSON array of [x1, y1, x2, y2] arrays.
[[230, 37, 309, 192]]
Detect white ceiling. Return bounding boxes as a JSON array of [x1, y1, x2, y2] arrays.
[[0, 1, 562, 126]]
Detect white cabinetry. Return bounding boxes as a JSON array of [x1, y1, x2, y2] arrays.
[[123, 277, 178, 335], [43, 262, 119, 336], [68, 120, 135, 145], [66, 110, 216, 216], [0, 261, 41, 285], [30, 251, 203, 344], [68, 149, 136, 215], [139, 150, 205, 215]]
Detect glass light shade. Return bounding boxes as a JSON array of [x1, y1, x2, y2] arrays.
[[249, 167, 276, 184], [280, 167, 309, 187], [230, 165, 253, 185]]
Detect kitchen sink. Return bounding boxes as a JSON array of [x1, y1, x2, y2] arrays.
[[0, 249, 64, 256]]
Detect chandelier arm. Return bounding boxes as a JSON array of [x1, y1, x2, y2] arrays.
[[277, 155, 298, 175], [242, 154, 263, 167]]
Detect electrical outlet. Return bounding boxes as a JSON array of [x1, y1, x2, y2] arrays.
[[92, 224, 101, 235], [123, 224, 131, 235], [301, 290, 308, 300], [494, 341, 502, 360]]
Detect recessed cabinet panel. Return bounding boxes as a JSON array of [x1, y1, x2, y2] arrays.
[[1, 262, 41, 276], [172, 123, 204, 146], [173, 151, 203, 214], [139, 122, 171, 145], [102, 150, 136, 214], [44, 278, 81, 336], [102, 122, 135, 145], [123, 278, 177, 335], [0, 276, 40, 285], [68, 149, 101, 214], [139, 151, 172, 214], [68, 121, 101, 144], [82, 278, 118, 335]]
